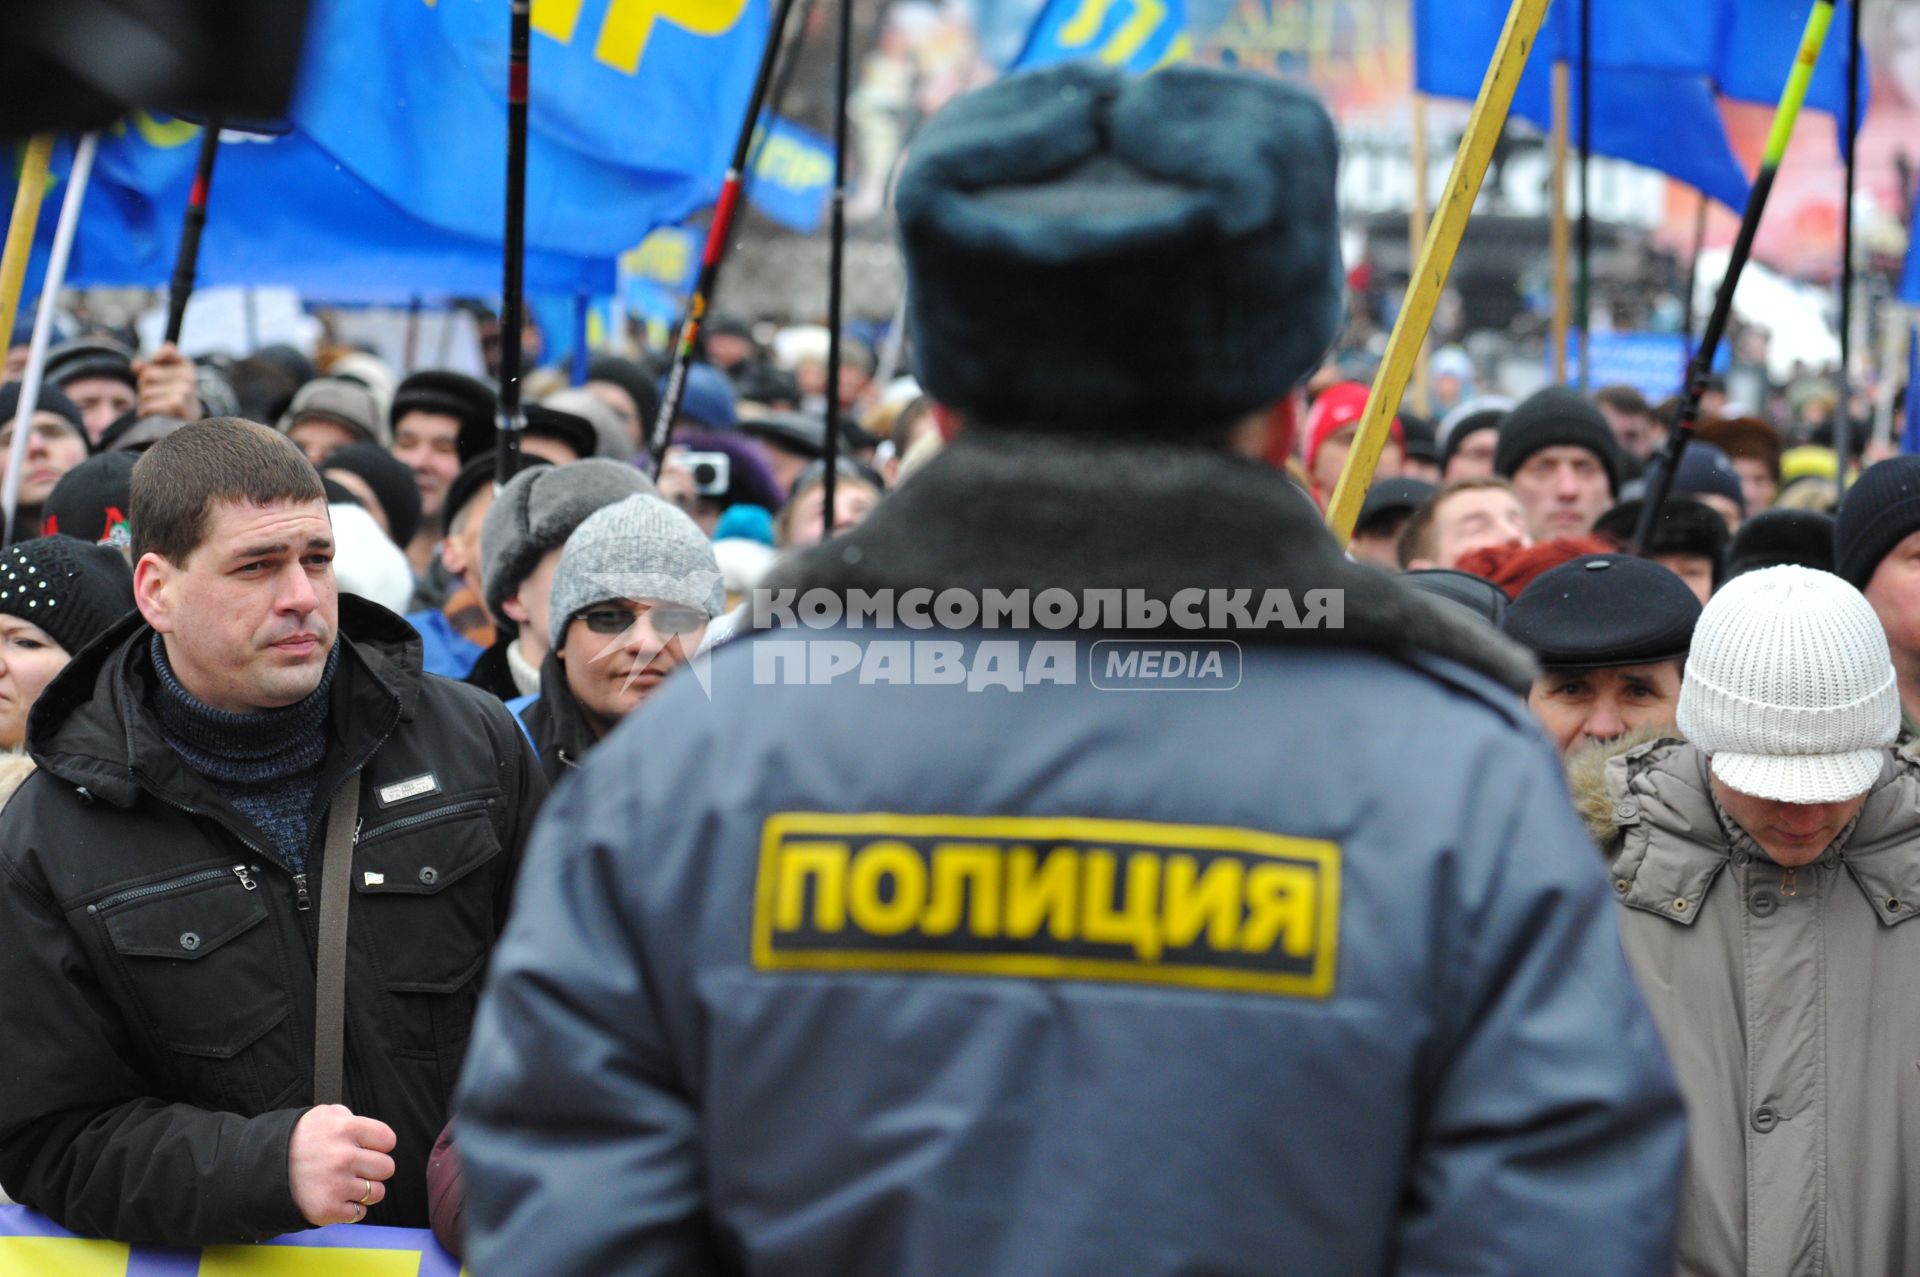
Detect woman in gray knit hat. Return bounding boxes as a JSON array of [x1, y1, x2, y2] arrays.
[[506, 493, 723, 783]]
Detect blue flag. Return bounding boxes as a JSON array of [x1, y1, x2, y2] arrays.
[[1904, 324, 1920, 455], [1716, 0, 1869, 155], [1413, 0, 1750, 211], [290, 0, 771, 258], [1011, 0, 1189, 71], [33, 119, 613, 301], [748, 117, 835, 234]]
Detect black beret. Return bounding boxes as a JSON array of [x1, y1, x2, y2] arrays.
[[1593, 497, 1728, 590], [391, 370, 497, 463], [1401, 568, 1509, 628], [1356, 477, 1436, 533], [1494, 387, 1623, 494], [521, 405, 598, 461], [1834, 454, 1920, 588], [1502, 554, 1700, 670], [1728, 507, 1835, 580], [896, 63, 1343, 434]]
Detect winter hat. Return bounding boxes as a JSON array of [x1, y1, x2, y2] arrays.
[[0, 535, 134, 654], [1437, 394, 1516, 444], [1641, 441, 1744, 516], [1728, 508, 1835, 579], [0, 382, 87, 441], [521, 404, 599, 461], [1304, 382, 1403, 473], [714, 502, 776, 545], [44, 338, 136, 391], [39, 452, 137, 546], [1698, 415, 1783, 480], [1494, 387, 1622, 493], [1355, 477, 1434, 535], [1503, 555, 1700, 670], [897, 63, 1343, 434], [587, 355, 663, 434], [1594, 498, 1728, 589], [328, 351, 398, 419], [544, 387, 635, 462], [391, 370, 497, 463], [327, 502, 414, 614], [1677, 565, 1899, 804], [1398, 410, 1437, 467], [320, 443, 424, 548], [480, 458, 655, 626], [277, 377, 389, 449], [1401, 567, 1509, 628], [547, 494, 725, 649], [1834, 455, 1920, 589], [1780, 445, 1839, 485], [666, 364, 738, 430]]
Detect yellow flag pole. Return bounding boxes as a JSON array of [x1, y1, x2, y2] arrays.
[[1550, 60, 1571, 386], [0, 136, 54, 361], [1327, 0, 1550, 546], [1408, 91, 1432, 415]]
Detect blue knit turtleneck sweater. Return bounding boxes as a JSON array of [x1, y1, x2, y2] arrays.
[[149, 634, 339, 870]]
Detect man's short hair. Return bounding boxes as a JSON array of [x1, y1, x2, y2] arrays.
[[131, 417, 326, 565], [1396, 476, 1517, 568], [1593, 385, 1652, 418]]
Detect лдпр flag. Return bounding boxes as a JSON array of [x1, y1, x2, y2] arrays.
[[1011, 0, 1190, 72], [290, 0, 772, 258]]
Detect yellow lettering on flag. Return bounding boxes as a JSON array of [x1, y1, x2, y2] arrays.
[[531, 0, 585, 44], [198, 1245, 424, 1275], [595, 0, 752, 75], [1098, 0, 1165, 65], [0, 1237, 130, 1276], [1056, 0, 1116, 49], [132, 112, 202, 150]]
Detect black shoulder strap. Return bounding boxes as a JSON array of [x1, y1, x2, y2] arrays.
[[312, 777, 362, 1106]]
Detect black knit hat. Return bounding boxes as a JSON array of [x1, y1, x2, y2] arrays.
[[1502, 554, 1700, 670], [391, 370, 496, 463], [0, 382, 87, 443], [320, 443, 423, 548], [1493, 387, 1622, 493], [896, 63, 1343, 434], [44, 338, 136, 391], [40, 452, 137, 546], [1728, 507, 1835, 580], [585, 356, 662, 433], [1834, 455, 1920, 588], [0, 535, 134, 655], [1594, 497, 1728, 590]]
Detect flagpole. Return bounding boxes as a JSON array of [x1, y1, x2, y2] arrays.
[[1409, 89, 1432, 414], [1327, 0, 1552, 545], [649, 0, 807, 471], [820, 0, 856, 535], [1835, 0, 1862, 495], [4, 133, 96, 548], [497, 0, 531, 489], [1633, 0, 1838, 551], [165, 121, 223, 346], [0, 136, 54, 371], [1551, 61, 1571, 386], [1681, 188, 1707, 365], [1576, 0, 1591, 389]]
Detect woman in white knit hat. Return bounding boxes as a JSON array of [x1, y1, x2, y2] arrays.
[[1575, 565, 1920, 1276]]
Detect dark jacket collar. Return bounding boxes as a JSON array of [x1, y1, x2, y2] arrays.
[[766, 430, 1536, 691], [531, 649, 597, 772], [28, 595, 422, 811]]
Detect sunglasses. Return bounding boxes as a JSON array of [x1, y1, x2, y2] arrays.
[[579, 604, 706, 637]]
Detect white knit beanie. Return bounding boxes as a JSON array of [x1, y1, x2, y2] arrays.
[[1676, 565, 1899, 804]]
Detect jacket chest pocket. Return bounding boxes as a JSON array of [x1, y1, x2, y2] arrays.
[[93, 864, 300, 1112], [353, 794, 503, 993]]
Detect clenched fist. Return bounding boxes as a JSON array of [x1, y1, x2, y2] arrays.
[[288, 1104, 397, 1226]]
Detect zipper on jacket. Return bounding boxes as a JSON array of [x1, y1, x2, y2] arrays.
[[291, 874, 312, 911], [233, 865, 257, 891], [356, 796, 493, 847], [1782, 868, 1798, 897], [90, 864, 246, 913]]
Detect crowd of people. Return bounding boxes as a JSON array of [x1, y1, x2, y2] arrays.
[[0, 57, 1912, 1277]]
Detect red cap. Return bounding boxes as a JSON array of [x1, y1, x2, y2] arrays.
[[1305, 381, 1402, 471]]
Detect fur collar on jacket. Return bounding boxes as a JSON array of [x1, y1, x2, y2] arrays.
[[767, 430, 1537, 692]]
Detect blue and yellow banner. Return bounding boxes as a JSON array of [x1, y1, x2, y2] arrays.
[[0, 1205, 461, 1275], [1012, 0, 1191, 72], [291, 0, 773, 257]]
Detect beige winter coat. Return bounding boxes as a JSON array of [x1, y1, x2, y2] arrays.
[[1576, 733, 1920, 1276]]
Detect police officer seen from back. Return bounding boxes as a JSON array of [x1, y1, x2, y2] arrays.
[[0, 419, 545, 1244], [456, 65, 1685, 1276]]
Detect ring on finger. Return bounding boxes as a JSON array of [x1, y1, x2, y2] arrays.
[[357, 1177, 375, 1206]]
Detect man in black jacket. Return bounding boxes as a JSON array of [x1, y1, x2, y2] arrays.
[[0, 418, 545, 1245]]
